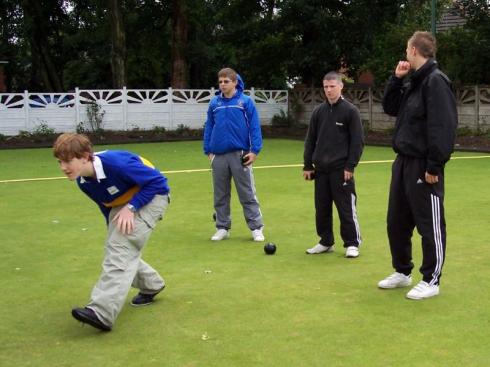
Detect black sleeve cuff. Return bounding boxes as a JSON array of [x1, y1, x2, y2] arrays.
[[426, 161, 442, 175]]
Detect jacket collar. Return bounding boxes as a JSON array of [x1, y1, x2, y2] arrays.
[[327, 95, 344, 107], [219, 90, 240, 100], [79, 154, 106, 183], [410, 58, 438, 86]]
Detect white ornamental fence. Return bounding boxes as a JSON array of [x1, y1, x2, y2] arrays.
[[0, 88, 288, 136]]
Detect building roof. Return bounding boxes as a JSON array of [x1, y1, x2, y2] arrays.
[[436, 8, 466, 32]]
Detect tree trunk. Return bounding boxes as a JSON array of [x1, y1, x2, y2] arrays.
[[108, 0, 127, 88], [265, 0, 275, 20], [171, 0, 188, 88], [0, 3, 11, 91], [22, 0, 64, 92]]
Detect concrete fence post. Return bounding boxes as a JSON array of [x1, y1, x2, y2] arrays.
[[23, 90, 29, 131], [368, 87, 373, 131], [475, 85, 480, 132], [168, 87, 173, 130], [122, 86, 128, 130], [75, 87, 80, 130]]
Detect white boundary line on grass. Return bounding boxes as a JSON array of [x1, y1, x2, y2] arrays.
[[1, 155, 489, 184]]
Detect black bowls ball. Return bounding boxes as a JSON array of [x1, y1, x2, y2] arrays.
[[264, 242, 277, 255]]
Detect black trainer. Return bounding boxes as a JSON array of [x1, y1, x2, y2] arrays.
[[71, 307, 111, 331], [131, 285, 165, 307]]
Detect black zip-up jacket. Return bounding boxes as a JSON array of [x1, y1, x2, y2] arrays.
[[303, 97, 364, 173], [382, 59, 458, 175]]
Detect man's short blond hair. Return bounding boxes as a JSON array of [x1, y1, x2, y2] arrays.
[[53, 133, 93, 161], [409, 31, 437, 58]]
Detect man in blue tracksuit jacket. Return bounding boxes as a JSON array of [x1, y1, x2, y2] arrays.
[[203, 67, 265, 242], [54, 133, 170, 331]]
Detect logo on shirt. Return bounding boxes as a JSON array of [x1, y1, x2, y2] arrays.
[[238, 100, 244, 107], [416, 178, 424, 184], [336, 122, 343, 126], [107, 186, 120, 195]]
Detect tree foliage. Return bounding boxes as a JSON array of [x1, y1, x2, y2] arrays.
[[359, 0, 451, 85], [0, 0, 489, 91], [437, 0, 490, 84]]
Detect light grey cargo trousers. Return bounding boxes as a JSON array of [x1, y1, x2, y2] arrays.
[[211, 151, 263, 231], [87, 194, 168, 327]]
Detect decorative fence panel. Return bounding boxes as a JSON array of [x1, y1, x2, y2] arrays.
[[480, 87, 490, 131], [290, 85, 490, 132], [3, 85, 488, 136], [0, 88, 288, 136], [0, 93, 28, 135]]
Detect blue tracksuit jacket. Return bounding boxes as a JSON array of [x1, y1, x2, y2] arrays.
[[203, 74, 262, 155]]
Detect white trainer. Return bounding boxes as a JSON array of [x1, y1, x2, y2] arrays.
[[378, 272, 412, 289], [251, 228, 265, 242], [211, 229, 229, 241], [306, 244, 334, 254], [406, 281, 439, 300], [345, 246, 359, 258]]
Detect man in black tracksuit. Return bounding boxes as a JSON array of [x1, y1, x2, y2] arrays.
[[379, 31, 458, 300], [303, 71, 364, 258]]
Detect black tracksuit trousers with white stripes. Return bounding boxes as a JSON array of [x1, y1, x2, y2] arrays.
[[387, 155, 446, 285], [315, 169, 361, 248]]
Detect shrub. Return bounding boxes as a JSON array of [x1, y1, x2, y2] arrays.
[[32, 122, 55, 136], [457, 127, 475, 137], [85, 102, 105, 133], [151, 125, 166, 134], [176, 124, 191, 134], [271, 110, 295, 127]]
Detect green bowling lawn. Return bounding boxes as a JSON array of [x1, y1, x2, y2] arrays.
[[1, 139, 489, 366]]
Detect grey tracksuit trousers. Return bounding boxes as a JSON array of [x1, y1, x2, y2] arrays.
[[87, 194, 168, 327], [211, 151, 263, 231]]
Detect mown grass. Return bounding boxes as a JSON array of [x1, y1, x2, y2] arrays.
[[0, 140, 489, 367]]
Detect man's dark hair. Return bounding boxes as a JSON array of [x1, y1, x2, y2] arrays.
[[323, 71, 343, 84]]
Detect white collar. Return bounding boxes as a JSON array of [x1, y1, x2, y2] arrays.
[[80, 154, 106, 183]]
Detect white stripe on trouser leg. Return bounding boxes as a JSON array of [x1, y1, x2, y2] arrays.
[[430, 194, 443, 286], [247, 166, 262, 218], [351, 193, 361, 246]]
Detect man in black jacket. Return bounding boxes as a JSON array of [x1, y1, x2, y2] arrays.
[[303, 71, 364, 258], [379, 31, 457, 299]]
